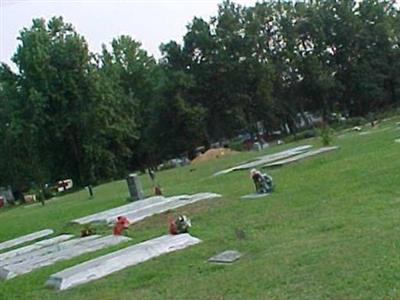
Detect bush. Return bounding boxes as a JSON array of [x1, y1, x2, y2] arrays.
[[228, 139, 245, 152], [346, 117, 366, 127], [43, 187, 56, 199], [282, 128, 316, 143], [295, 129, 317, 140], [319, 124, 334, 146]]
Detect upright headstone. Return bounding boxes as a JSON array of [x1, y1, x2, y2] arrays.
[[126, 173, 144, 202], [0, 186, 15, 204], [86, 185, 94, 198], [253, 142, 262, 151]]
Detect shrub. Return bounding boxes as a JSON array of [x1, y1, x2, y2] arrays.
[[295, 129, 317, 140], [229, 139, 245, 152], [346, 117, 366, 127], [319, 124, 334, 146]]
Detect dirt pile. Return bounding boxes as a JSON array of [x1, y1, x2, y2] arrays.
[[191, 148, 237, 164]]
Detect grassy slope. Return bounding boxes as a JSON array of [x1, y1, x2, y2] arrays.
[[1, 118, 400, 300]]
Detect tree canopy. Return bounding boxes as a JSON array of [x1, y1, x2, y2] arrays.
[[1, 0, 400, 192]]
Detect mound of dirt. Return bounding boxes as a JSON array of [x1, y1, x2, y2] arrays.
[[191, 148, 237, 164]]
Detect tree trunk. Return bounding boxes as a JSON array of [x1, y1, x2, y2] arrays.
[[69, 130, 84, 186]]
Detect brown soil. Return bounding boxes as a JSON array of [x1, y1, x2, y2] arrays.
[[191, 148, 237, 164]]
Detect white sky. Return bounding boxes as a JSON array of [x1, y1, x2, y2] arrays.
[[0, 0, 257, 69]]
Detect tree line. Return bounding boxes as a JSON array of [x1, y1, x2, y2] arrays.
[[1, 0, 399, 192]]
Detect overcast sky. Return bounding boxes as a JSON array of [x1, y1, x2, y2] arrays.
[[0, 0, 257, 69]]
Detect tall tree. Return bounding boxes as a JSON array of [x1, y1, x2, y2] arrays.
[[11, 17, 95, 186]]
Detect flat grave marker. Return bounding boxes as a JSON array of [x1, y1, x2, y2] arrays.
[[241, 193, 270, 199], [0, 229, 54, 252], [0, 235, 130, 279], [72, 193, 221, 225], [120, 192, 221, 224], [263, 146, 339, 168], [46, 233, 201, 290], [213, 145, 312, 176], [208, 250, 242, 263], [0, 234, 74, 264]]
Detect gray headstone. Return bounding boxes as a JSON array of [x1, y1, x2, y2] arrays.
[[0, 186, 14, 204], [126, 173, 144, 202], [208, 250, 242, 263], [253, 142, 262, 151]]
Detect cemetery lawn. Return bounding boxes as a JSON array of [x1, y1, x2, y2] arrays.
[[1, 117, 400, 300]]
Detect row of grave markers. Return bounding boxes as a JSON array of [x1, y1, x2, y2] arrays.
[[0, 192, 229, 290], [0, 144, 343, 290], [0, 229, 239, 291]]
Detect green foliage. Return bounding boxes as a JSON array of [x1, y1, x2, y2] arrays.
[[286, 129, 317, 143], [2, 0, 400, 191], [144, 70, 207, 161], [346, 117, 367, 127], [0, 19, 159, 189], [319, 123, 334, 146], [228, 139, 246, 152]]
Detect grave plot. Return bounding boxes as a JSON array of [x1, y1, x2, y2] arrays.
[[72, 193, 221, 225], [0, 234, 74, 264], [263, 146, 339, 168], [0, 235, 100, 268], [46, 233, 201, 290], [103, 194, 190, 224], [0, 229, 54, 252], [72, 195, 166, 224], [0, 235, 130, 280], [113, 193, 221, 224], [213, 145, 312, 176]]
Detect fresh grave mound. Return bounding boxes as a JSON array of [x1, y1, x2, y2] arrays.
[[191, 148, 237, 164]]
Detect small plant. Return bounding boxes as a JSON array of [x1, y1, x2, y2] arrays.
[[81, 225, 96, 237], [320, 122, 333, 146]]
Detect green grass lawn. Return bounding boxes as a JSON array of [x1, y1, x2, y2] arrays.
[[1, 118, 400, 300]]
